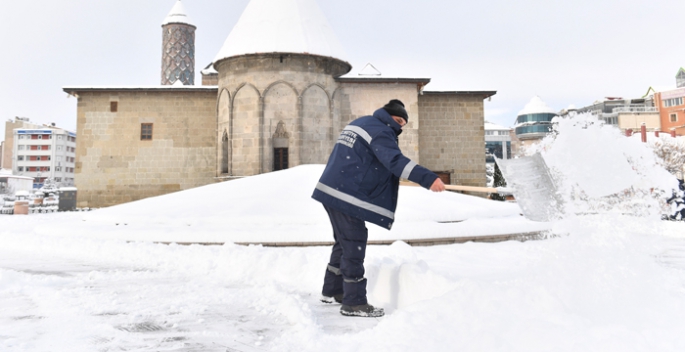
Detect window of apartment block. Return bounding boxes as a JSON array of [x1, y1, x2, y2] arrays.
[[55, 166, 61, 172], [30, 145, 38, 150], [18, 145, 24, 150], [58, 135, 63, 140], [18, 167, 24, 172], [28, 167, 36, 172], [671, 113, 678, 122], [18, 135, 24, 139], [41, 145, 49, 150], [141, 123, 153, 140], [664, 97, 684, 107], [17, 156, 24, 161], [111, 101, 118, 112], [55, 177, 61, 182], [57, 146, 62, 151], [31, 135, 38, 140]]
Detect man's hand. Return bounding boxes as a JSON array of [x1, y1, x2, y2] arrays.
[[430, 178, 445, 192]]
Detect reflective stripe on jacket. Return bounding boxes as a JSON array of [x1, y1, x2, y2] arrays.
[[312, 108, 438, 229]]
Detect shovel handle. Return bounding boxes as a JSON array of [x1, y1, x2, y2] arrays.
[[400, 181, 512, 195]]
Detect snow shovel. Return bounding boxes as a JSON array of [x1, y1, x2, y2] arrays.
[[494, 153, 563, 222], [401, 153, 562, 222]]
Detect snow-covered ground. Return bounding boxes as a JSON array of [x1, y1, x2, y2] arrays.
[[2, 114, 685, 351]]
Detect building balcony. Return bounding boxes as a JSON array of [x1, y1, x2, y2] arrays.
[[515, 124, 553, 140]]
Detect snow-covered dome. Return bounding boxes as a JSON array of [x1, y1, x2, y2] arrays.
[[517, 96, 556, 116], [213, 0, 348, 64], [162, 0, 194, 27]]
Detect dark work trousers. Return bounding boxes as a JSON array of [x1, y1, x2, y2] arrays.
[[321, 205, 369, 306]]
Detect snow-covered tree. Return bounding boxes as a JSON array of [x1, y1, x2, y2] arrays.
[[649, 137, 685, 179]]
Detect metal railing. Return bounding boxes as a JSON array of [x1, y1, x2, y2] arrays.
[[612, 106, 658, 113]]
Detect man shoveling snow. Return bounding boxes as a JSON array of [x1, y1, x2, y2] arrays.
[[312, 99, 446, 317]]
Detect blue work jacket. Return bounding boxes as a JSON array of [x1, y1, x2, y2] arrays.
[[312, 108, 438, 229]]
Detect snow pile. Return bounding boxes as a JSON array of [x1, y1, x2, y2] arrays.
[[529, 113, 680, 218], [56, 164, 545, 244]]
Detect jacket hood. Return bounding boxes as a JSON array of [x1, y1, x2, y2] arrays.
[[373, 108, 403, 136]]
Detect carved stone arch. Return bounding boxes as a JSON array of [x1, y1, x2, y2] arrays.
[[232, 82, 262, 104], [331, 86, 343, 100], [263, 81, 298, 172], [216, 88, 231, 114], [331, 86, 349, 131], [302, 83, 331, 101], [221, 129, 229, 174], [217, 89, 231, 176], [272, 121, 290, 171], [301, 83, 334, 164], [231, 82, 262, 176], [263, 80, 299, 98]]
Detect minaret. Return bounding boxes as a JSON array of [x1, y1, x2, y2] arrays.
[[161, 0, 196, 85]]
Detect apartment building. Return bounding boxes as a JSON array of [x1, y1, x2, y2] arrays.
[[12, 128, 76, 187]]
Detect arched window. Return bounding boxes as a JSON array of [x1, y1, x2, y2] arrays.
[[221, 131, 229, 174]]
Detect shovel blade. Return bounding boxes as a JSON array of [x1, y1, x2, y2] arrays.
[[495, 153, 562, 222]]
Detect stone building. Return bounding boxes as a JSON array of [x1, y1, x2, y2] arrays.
[[64, 0, 495, 208]]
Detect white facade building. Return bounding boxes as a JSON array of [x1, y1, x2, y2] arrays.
[[12, 128, 77, 187], [485, 121, 512, 162]]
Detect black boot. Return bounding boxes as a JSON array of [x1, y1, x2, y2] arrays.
[[340, 304, 384, 317], [320, 293, 343, 304]]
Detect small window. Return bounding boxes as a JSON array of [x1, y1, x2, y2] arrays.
[[58, 135, 63, 140], [18, 135, 24, 139], [18, 156, 24, 161], [111, 101, 118, 112], [55, 167, 61, 172], [38, 135, 42, 139], [671, 113, 678, 122], [141, 123, 153, 140], [57, 146, 62, 151], [18, 145, 24, 150], [18, 167, 24, 172]]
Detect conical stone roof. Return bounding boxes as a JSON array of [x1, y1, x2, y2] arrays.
[[162, 0, 194, 27], [213, 0, 348, 64]]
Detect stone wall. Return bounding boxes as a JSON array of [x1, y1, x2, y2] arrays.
[[334, 82, 421, 162], [74, 89, 217, 208], [418, 93, 486, 187], [215, 54, 350, 175]]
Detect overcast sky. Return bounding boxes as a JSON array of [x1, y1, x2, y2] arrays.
[[2, 0, 685, 138]]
